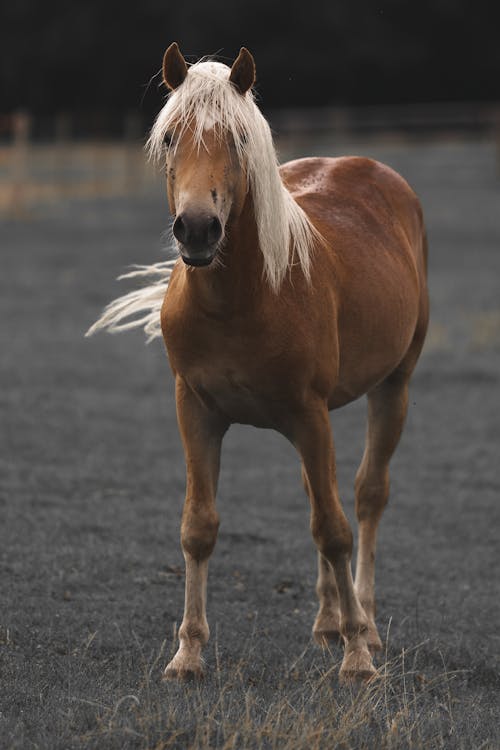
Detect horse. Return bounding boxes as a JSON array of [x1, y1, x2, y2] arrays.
[[87, 43, 429, 683]]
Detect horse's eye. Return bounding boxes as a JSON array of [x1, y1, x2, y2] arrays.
[[163, 132, 173, 146]]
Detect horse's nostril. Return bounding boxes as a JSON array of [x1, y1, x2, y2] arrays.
[[207, 216, 222, 245], [173, 215, 187, 244]]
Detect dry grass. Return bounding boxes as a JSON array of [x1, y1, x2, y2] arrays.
[[69, 631, 473, 750]]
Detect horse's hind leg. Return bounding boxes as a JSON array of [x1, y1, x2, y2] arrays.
[[354, 370, 411, 653], [163, 378, 227, 680], [295, 404, 376, 682], [302, 467, 342, 645]]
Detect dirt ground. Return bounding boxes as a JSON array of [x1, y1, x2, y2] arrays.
[[1, 135, 499, 748]]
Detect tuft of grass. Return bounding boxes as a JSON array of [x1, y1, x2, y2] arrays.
[[70, 632, 474, 750]]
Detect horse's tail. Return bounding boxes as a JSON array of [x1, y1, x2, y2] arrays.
[[85, 260, 176, 342]]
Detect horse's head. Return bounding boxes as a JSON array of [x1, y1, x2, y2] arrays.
[[159, 43, 256, 268]]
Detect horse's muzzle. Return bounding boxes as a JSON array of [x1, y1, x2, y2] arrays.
[[174, 211, 221, 267]]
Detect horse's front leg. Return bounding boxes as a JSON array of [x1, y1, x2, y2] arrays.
[[164, 378, 227, 680], [294, 403, 376, 682]]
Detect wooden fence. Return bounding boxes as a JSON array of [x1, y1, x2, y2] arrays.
[[0, 112, 158, 217], [1, 103, 499, 217]]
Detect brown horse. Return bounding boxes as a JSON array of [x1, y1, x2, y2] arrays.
[[88, 43, 429, 683]]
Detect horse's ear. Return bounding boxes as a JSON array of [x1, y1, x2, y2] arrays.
[[163, 42, 188, 90], [229, 47, 255, 95]]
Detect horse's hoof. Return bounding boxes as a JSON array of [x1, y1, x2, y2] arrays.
[[163, 656, 204, 681], [339, 648, 377, 684], [339, 662, 377, 684]]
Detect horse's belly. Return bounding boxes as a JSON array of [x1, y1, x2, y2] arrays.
[[329, 303, 419, 407], [328, 354, 405, 409]]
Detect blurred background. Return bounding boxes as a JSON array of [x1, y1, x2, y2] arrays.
[[1, 0, 498, 215]]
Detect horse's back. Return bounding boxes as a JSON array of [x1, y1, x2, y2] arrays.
[[281, 155, 427, 312], [281, 156, 425, 268]]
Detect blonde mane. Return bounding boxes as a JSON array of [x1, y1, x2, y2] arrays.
[[87, 58, 319, 341]]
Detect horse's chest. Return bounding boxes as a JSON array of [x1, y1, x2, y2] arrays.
[[185, 351, 281, 426], [194, 367, 271, 424], [164, 314, 296, 427]]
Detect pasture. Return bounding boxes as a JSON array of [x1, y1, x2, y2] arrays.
[[1, 134, 499, 748]]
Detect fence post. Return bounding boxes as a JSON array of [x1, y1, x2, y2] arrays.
[[494, 106, 500, 180], [55, 112, 71, 203], [123, 112, 143, 192], [10, 111, 31, 216]]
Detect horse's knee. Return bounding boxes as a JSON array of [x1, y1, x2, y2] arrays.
[[311, 507, 353, 563], [354, 468, 389, 523], [181, 504, 219, 561]]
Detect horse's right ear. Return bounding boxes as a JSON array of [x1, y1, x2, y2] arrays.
[[163, 43, 188, 90]]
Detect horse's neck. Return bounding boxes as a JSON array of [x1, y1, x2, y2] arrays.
[[185, 193, 264, 315]]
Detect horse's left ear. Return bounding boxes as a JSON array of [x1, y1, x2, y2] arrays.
[[229, 47, 255, 95]]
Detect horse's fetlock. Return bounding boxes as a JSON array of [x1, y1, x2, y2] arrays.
[[341, 618, 369, 641], [179, 620, 209, 646]]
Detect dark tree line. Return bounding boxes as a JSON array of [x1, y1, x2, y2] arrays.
[[1, 0, 497, 118]]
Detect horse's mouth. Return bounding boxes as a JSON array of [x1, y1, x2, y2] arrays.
[[181, 254, 215, 267], [179, 245, 217, 267]]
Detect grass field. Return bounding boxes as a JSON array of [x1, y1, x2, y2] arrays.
[[1, 135, 499, 748]]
